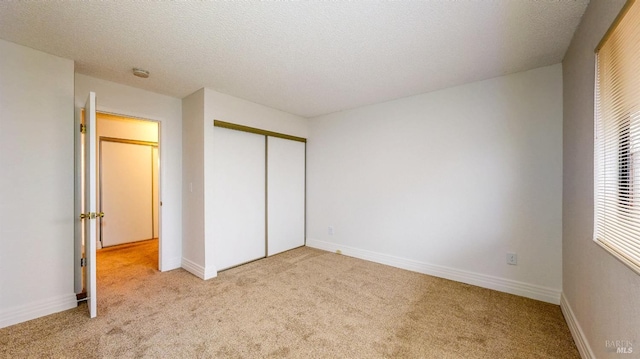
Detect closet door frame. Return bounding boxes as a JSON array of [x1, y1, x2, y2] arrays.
[[214, 120, 307, 143], [213, 120, 306, 265], [99, 137, 158, 248]]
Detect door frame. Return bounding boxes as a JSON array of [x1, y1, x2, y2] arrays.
[[74, 110, 164, 298], [211, 120, 307, 272], [95, 111, 162, 265]]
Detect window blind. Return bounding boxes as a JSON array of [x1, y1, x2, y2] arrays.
[[594, 0, 640, 274]]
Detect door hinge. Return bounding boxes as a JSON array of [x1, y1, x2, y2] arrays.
[[80, 124, 86, 134], [80, 258, 86, 267]]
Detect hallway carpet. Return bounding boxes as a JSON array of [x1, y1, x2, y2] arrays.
[[1, 244, 579, 358]]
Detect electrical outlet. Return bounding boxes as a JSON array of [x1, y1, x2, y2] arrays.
[[328, 226, 334, 236], [507, 252, 518, 265]]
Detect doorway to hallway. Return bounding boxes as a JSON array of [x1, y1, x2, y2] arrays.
[[96, 113, 160, 268]]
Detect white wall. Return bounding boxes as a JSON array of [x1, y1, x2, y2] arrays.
[[0, 39, 76, 328], [307, 64, 563, 303], [75, 74, 182, 271], [98, 114, 158, 142], [562, 1, 640, 357], [181, 88, 308, 278], [181, 89, 206, 277], [204, 89, 309, 138]]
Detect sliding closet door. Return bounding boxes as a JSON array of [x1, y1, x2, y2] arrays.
[[101, 141, 154, 247], [212, 127, 266, 270], [267, 137, 305, 256]]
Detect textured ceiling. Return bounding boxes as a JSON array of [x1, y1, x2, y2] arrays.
[[0, 1, 588, 118]]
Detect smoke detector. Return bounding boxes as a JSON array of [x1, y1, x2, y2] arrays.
[[132, 68, 149, 78]]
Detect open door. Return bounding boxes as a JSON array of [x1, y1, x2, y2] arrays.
[[83, 92, 98, 318]]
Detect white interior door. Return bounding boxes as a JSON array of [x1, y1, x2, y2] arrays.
[[101, 141, 154, 247], [212, 127, 266, 270], [267, 137, 306, 256], [84, 92, 97, 318]]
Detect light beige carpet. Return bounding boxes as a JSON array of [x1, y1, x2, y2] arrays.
[[1, 241, 579, 358]]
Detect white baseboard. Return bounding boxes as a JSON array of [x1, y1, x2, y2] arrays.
[[204, 265, 218, 280], [160, 255, 182, 272], [181, 257, 205, 279], [0, 293, 77, 329], [306, 238, 561, 304], [181, 257, 217, 280], [561, 293, 594, 359]]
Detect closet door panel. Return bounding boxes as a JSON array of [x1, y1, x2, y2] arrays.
[[267, 137, 305, 256], [101, 141, 153, 247], [212, 127, 266, 270]]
